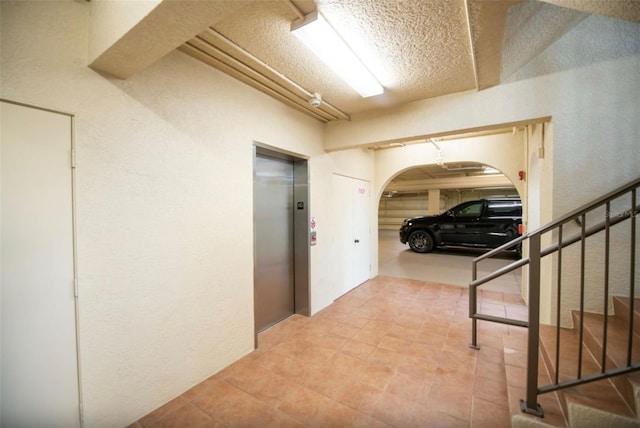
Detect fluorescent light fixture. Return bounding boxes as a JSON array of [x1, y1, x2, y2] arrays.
[[291, 11, 383, 98]]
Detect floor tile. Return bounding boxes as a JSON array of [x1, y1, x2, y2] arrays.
[[333, 378, 384, 415], [372, 390, 438, 428], [340, 339, 375, 360], [471, 396, 511, 428], [474, 376, 509, 407], [426, 381, 473, 422], [302, 364, 350, 398], [135, 276, 532, 428], [367, 347, 402, 369], [386, 371, 429, 404], [356, 363, 395, 389], [297, 343, 337, 365], [191, 380, 273, 427], [224, 362, 301, 407], [143, 402, 219, 428], [138, 397, 189, 427], [377, 335, 412, 353], [324, 351, 368, 374], [329, 323, 362, 339]]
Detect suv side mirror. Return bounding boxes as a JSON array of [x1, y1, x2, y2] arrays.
[[446, 210, 454, 217]]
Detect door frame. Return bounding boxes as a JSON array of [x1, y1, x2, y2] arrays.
[[332, 174, 371, 299], [0, 98, 83, 426], [252, 143, 310, 346]]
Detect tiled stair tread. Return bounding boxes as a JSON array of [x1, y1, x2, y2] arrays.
[[578, 311, 640, 369], [614, 296, 640, 335], [539, 324, 601, 377], [573, 310, 640, 417], [538, 324, 636, 419]]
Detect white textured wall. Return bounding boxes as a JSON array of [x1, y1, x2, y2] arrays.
[[327, 15, 640, 217], [0, 2, 371, 426], [330, 14, 640, 324]]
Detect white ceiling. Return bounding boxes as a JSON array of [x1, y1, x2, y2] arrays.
[[179, 0, 640, 122]]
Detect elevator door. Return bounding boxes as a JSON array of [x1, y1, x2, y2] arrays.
[[254, 153, 295, 332]]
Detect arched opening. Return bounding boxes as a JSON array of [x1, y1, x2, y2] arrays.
[[379, 161, 520, 231], [373, 131, 526, 293]]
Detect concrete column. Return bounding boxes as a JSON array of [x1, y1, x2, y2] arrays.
[[428, 189, 441, 215]]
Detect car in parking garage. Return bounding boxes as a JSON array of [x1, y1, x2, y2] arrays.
[[399, 199, 522, 255]]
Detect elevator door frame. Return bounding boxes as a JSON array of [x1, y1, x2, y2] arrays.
[[253, 145, 309, 344]]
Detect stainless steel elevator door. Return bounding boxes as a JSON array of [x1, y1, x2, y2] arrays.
[[254, 154, 295, 332]]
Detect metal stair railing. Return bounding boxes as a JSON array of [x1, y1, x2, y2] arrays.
[[469, 176, 640, 417]]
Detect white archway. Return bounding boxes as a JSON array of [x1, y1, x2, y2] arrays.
[[371, 131, 526, 277]]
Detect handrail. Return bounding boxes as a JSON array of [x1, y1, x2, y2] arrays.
[[469, 176, 640, 418], [471, 206, 640, 289], [472, 176, 640, 266], [470, 257, 529, 288]]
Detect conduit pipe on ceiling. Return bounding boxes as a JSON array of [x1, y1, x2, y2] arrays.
[[183, 27, 351, 121], [184, 39, 334, 122], [210, 29, 349, 120]]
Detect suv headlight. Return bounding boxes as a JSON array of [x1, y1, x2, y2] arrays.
[[402, 219, 409, 227]]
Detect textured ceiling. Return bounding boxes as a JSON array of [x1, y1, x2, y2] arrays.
[[182, 0, 514, 119], [178, 0, 640, 121]]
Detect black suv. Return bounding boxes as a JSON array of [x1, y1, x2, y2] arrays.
[[399, 199, 522, 254]]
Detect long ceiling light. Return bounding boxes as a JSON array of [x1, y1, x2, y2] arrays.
[[291, 11, 384, 98]]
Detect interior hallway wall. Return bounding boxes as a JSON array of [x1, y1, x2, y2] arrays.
[[0, 2, 372, 426], [329, 14, 640, 324]]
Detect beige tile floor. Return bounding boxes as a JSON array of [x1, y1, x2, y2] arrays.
[[131, 276, 534, 428]]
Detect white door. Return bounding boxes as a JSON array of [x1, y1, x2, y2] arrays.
[[352, 179, 371, 286], [1, 101, 80, 427], [332, 174, 370, 298]]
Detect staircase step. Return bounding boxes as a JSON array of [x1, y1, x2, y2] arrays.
[[539, 323, 636, 419], [613, 296, 640, 337], [572, 308, 640, 414], [576, 310, 640, 369]]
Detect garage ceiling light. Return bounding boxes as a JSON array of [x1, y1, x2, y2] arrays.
[[291, 11, 384, 98], [483, 166, 500, 174]]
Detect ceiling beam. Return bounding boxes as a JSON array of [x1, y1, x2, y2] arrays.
[[386, 175, 514, 192], [468, 0, 523, 90], [89, 0, 245, 79], [464, 0, 479, 91]]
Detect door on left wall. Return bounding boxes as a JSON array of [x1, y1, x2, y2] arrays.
[[1, 100, 80, 427]]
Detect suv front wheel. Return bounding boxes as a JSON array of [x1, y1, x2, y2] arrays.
[[408, 230, 434, 253]]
